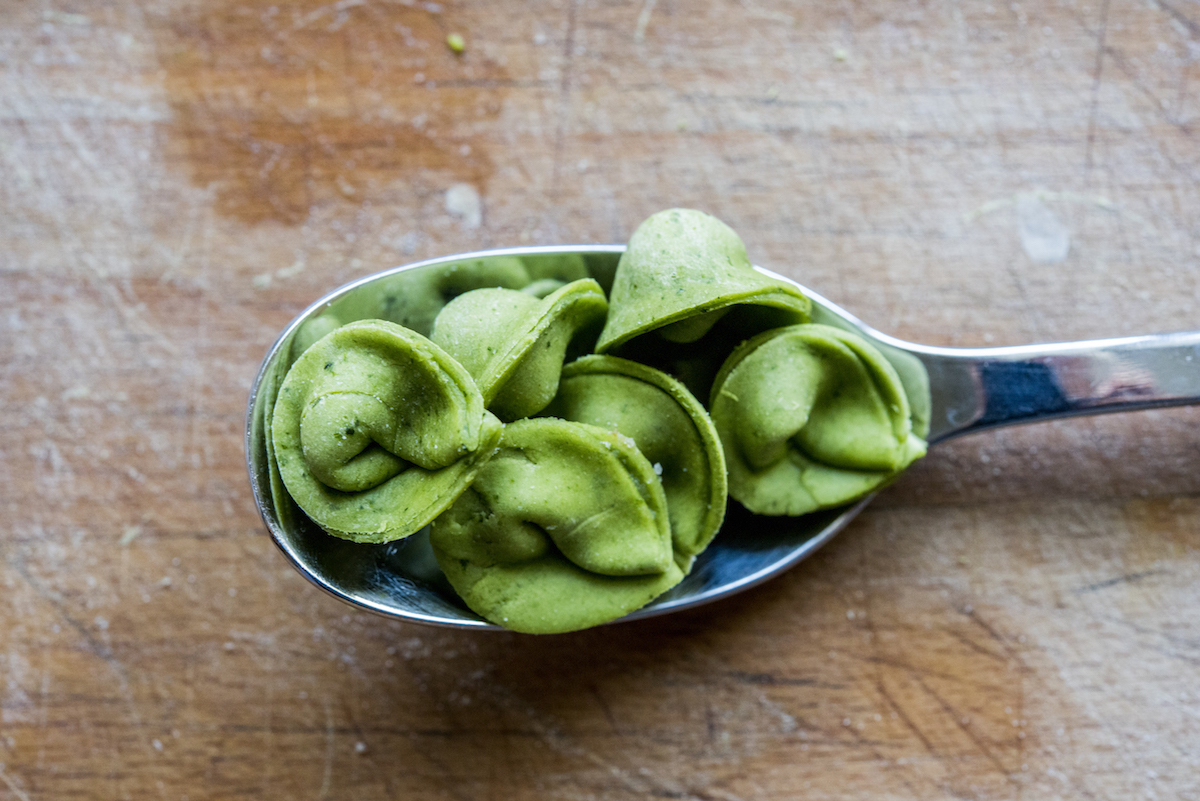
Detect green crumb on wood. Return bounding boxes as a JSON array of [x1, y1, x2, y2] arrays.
[[447, 33, 465, 53]]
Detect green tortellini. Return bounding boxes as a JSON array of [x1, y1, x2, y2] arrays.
[[517, 252, 591, 297], [710, 324, 927, 516], [262, 208, 933, 633], [595, 208, 813, 401], [291, 257, 529, 358], [430, 279, 608, 421], [597, 208, 811, 353], [542, 355, 727, 569], [291, 253, 593, 357], [272, 319, 502, 543], [430, 418, 686, 634]]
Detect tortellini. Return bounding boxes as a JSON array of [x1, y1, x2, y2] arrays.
[[595, 208, 812, 399], [542, 355, 727, 569], [271, 319, 502, 543], [430, 418, 685, 634], [291, 253, 592, 357], [265, 207, 931, 633], [430, 278, 608, 421], [709, 324, 927, 516], [598, 208, 811, 352]]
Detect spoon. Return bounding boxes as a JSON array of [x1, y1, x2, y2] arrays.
[[245, 245, 1200, 630]]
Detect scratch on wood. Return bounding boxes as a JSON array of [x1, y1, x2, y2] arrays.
[[1101, 43, 1197, 136], [863, 654, 964, 684], [875, 680, 937, 755], [6, 549, 149, 741], [704, 702, 718, 745], [319, 697, 335, 798], [1073, 569, 1167, 594], [964, 607, 1028, 671], [831, 681, 928, 798], [0, 767, 33, 801], [754, 692, 798, 734], [8, 552, 112, 663], [587, 682, 620, 733], [1084, 0, 1111, 170], [1152, 0, 1200, 37], [914, 675, 1020, 784], [634, 0, 657, 42], [1089, 613, 1200, 665], [475, 681, 746, 801], [158, 188, 211, 285], [944, 627, 1008, 663], [722, 670, 824, 687], [549, 0, 581, 227], [291, 0, 366, 32]]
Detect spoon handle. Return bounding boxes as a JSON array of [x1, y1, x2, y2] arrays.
[[906, 332, 1200, 444]]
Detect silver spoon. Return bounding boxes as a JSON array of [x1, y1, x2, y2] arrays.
[[245, 245, 1200, 630]]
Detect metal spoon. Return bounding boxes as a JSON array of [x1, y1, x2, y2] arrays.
[[245, 245, 1200, 629]]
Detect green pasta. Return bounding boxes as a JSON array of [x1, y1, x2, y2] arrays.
[[430, 278, 608, 421], [265, 208, 931, 633], [710, 324, 927, 516], [598, 208, 811, 353], [543, 354, 727, 569], [430, 418, 685, 634], [272, 319, 501, 543]]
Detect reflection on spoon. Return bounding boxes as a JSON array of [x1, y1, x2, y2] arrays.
[[246, 245, 1200, 629]]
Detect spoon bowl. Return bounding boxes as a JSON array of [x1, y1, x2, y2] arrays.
[[246, 245, 1200, 629]]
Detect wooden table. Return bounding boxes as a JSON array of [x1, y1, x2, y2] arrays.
[[3, 1, 1198, 798]]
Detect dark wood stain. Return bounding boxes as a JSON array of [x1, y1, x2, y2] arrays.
[[157, 0, 502, 226]]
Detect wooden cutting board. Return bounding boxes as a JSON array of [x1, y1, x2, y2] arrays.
[[3, 1, 1198, 798]]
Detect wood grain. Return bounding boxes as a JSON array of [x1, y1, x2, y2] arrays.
[[2, 1, 1198, 799]]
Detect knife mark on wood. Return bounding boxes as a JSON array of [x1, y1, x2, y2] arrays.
[[1073, 568, 1166, 594], [0, 767, 34, 801], [549, 0, 581, 230], [1084, 0, 1111, 170], [913, 674, 1022, 785]]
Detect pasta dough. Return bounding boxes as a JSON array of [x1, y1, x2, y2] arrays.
[[710, 324, 927, 516], [430, 418, 685, 634], [272, 319, 501, 543]]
